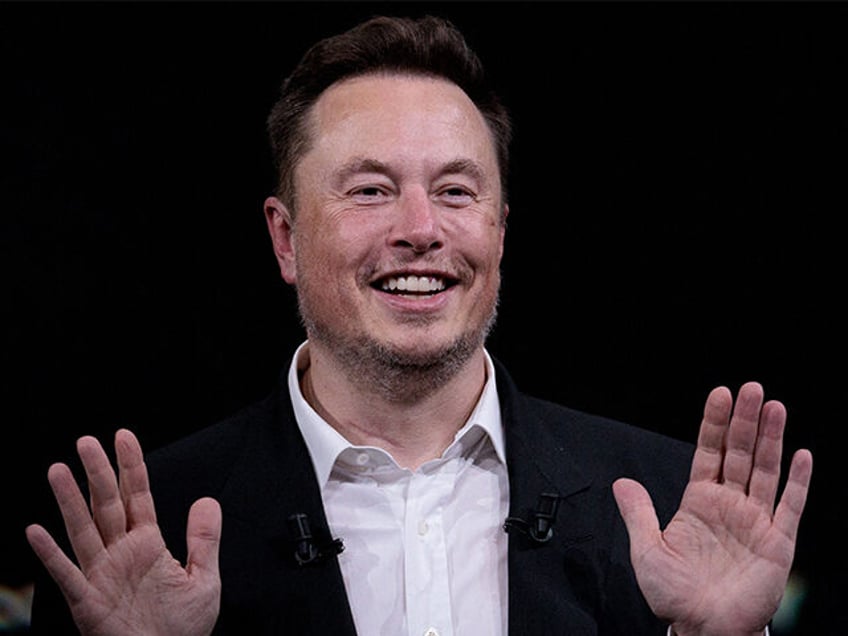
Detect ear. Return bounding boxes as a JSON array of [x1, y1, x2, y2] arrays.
[[498, 203, 509, 260], [264, 196, 297, 285]]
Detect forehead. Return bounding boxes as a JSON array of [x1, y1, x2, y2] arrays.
[[304, 73, 498, 167]]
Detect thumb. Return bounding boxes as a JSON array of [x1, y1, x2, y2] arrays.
[[612, 478, 661, 556], [185, 497, 222, 580]]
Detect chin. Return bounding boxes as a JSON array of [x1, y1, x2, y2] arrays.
[[378, 325, 471, 357], [385, 324, 489, 365]]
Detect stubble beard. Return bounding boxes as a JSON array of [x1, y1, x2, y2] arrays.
[[297, 291, 499, 404]]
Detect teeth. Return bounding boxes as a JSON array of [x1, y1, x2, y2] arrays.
[[381, 275, 445, 293]]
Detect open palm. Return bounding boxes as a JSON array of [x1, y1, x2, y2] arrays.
[[613, 382, 813, 635], [26, 429, 222, 636]]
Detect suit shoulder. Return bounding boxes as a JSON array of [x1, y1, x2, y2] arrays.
[[533, 394, 692, 451], [144, 392, 281, 508], [514, 391, 696, 484]]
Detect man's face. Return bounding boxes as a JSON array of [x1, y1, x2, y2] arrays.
[[268, 73, 506, 370]]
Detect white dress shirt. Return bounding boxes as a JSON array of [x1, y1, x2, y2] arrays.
[[288, 342, 509, 636]]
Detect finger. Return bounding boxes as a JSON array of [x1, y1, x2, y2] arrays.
[[689, 386, 733, 483], [185, 497, 222, 581], [77, 435, 127, 544], [612, 478, 661, 562], [45, 462, 107, 573], [747, 399, 786, 509], [773, 449, 813, 543], [115, 429, 158, 528], [25, 524, 90, 606], [720, 382, 764, 492]]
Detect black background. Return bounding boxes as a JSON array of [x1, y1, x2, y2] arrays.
[[2, 1, 845, 632]]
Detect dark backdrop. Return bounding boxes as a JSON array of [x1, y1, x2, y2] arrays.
[[2, 2, 845, 632]]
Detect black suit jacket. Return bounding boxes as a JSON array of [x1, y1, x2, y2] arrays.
[[30, 358, 694, 634]]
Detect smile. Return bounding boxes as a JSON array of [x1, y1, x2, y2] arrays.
[[378, 275, 448, 294]]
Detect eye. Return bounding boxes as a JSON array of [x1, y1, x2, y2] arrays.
[[349, 184, 393, 203], [436, 185, 476, 207]]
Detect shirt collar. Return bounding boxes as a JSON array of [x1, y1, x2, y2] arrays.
[[288, 340, 506, 487]]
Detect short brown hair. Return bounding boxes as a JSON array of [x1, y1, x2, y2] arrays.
[[266, 15, 512, 213]]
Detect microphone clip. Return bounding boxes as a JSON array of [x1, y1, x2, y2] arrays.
[[503, 492, 560, 544], [288, 513, 344, 566]]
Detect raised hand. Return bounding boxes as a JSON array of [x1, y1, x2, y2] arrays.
[[26, 429, 222, 636], [612, 382, 813, 636]]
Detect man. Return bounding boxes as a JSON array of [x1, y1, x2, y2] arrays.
[[25, 15, 812, 635]]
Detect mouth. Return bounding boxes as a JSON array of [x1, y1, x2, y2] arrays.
[[372, 274, 457, 296]]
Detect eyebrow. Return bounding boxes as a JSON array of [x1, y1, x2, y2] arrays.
[[334, 156, 488, 184], [334, 157, 392, 184], [439, 158, 487, 183]]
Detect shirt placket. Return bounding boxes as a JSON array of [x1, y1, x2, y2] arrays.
[[404, 468, 454, 636]]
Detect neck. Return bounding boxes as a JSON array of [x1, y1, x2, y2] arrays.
[[300, 343, 488, 470]]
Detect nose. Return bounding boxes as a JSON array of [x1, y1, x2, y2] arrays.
[[389, 187, 444, 253]]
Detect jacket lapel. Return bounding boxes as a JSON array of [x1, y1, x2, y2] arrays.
[[496, 360, 602, 635], [219, 385, 359, 635]]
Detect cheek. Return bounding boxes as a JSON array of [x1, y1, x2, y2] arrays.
[[459, 221, 505, 272], [296, 220, 379, 286]]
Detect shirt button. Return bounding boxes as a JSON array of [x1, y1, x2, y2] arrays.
[[417, 519, 429, 536], [423, 629, 440, 636]]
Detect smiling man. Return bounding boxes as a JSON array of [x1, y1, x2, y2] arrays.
[[26, 15, 812, 636]]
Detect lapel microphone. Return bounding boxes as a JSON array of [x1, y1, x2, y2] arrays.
[[503, 492, 561, 544], [288, 513, 345, 566]]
